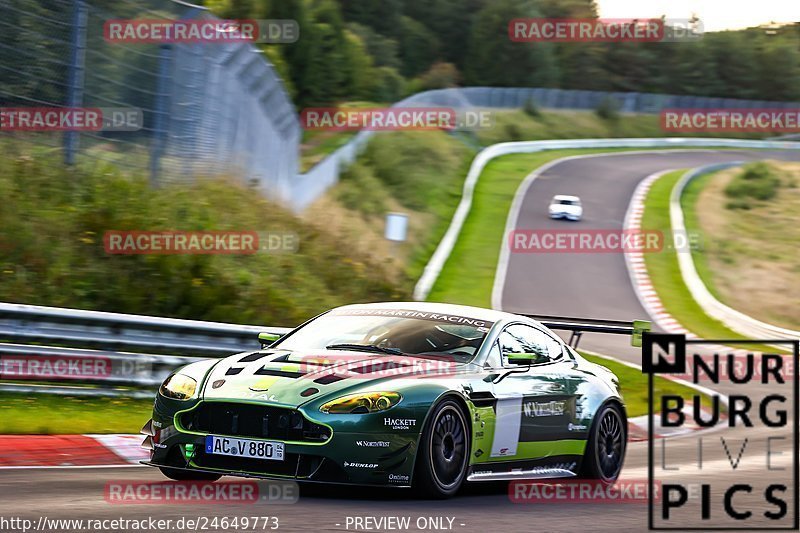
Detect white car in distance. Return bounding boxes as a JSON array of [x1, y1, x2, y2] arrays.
[[548, 195, 583, 221]]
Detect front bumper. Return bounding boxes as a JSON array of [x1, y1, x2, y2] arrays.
[[142, 399, 420, 487], [549, 211, 581, 220]]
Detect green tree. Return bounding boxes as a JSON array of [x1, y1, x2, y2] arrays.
[[397, 16, 439, 77], [347, 22, 401, 69], [464, 0, 559, 87], [369, 67, 406, 102]]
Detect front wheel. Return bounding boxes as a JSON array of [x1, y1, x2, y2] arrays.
[[413, 399, 470, 499], [159, 466, 221, 482], [579, 402, 626, 482]]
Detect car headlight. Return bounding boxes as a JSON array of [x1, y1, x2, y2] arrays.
[[320, 392, 402, 414], [159, 373, 198, 400]]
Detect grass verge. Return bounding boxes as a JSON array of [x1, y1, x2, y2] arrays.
[[582, 353, 714, 418], [0, 393, 152, 434], [641, 169, 781, 352]]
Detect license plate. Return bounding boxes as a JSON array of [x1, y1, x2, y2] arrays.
[[204, 436, 284, 461]]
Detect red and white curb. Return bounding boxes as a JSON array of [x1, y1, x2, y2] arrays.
[[0, 434, 148, 468], [623, 170, 748, 356], [628, 407, 727, 443], [624, 170, 692, 337]]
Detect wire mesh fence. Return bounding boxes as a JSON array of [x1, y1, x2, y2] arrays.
[[0, 0, 300, 194]]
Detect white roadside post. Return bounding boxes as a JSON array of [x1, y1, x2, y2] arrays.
[[385, 212, 409, 259]]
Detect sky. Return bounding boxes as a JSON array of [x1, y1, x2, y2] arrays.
[[595, 0, 798, 32]]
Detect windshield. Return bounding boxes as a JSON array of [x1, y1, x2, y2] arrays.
[[273, 309, 494, 363], [557, 199, 579, 205]]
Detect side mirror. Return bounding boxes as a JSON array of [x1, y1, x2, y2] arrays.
[[258, 331, 283, 349], [508, 353, 543, 366]]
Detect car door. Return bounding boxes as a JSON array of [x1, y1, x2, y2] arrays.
[[487, 323, 588, 464]]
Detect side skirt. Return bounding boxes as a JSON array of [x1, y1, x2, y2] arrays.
[[466, 456, 580, 482]]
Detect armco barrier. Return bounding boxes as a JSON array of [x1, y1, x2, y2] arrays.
[[413, 138, 800, 302], [671, 164, 800, 340], [0, 302, 289, 356], [0, 343, 200, 387], [0, 302, 290, 396]]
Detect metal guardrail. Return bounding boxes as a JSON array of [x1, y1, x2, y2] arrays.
[[671, 164, 800, 341], [0, 302, 290, 356], [410, 137, 800, 302], [0, 302, 291, 396]]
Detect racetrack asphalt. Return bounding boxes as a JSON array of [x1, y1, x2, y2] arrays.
[[2, 149, 798, 532]]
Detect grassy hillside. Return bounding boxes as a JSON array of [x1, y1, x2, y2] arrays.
[[686, 161, 800, 330], [0, 139, 401, 327]]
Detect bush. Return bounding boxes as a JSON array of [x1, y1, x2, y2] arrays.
[[595, 96, 620, 121], [724, 162, 781, 208], [522, 97, 541, 118], [336, 162, 389, 216], [414, 62, 460, 91], [503, 122, 523, 141], [361, 130, 472, 212], [369, 66, 406, 103], [0, 140, 402, 326]]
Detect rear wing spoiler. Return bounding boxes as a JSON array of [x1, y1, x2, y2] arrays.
[[521, 314, 651, 349]]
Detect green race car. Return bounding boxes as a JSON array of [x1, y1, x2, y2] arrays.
[[141, 302, 649, 498]]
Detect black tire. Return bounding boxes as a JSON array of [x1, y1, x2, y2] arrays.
[[159, 466, 222, 482], [413, 398, 470, 499], [579, 402, 626, 483]]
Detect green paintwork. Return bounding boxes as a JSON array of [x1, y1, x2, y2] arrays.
[[258, 332, 282, 348]]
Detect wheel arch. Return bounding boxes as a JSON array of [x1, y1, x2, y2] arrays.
[[409, 391, 473, 484]]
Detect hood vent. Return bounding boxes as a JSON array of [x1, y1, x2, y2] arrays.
[[225, 367, 244, 376], [239, 352, 272, 363], [313, 374, 346, 385], [254, 368, 306, 378]]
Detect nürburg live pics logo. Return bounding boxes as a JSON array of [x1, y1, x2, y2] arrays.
[[643, 333, 799, 530]]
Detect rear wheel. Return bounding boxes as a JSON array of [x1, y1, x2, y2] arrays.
[[414, 399, 470, 499], [159, 466, 221, 482], [579, 402, 626, 482]]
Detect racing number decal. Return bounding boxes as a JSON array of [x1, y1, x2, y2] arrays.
[[489, 395, 581, 458], [490, 396, 522, 457]]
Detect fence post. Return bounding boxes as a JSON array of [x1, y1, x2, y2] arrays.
[[63, 0, 88, 166], [149, 44, 173, 187]]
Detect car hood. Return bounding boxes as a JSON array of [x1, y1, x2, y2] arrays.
[[200, 349, 474, 407]]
